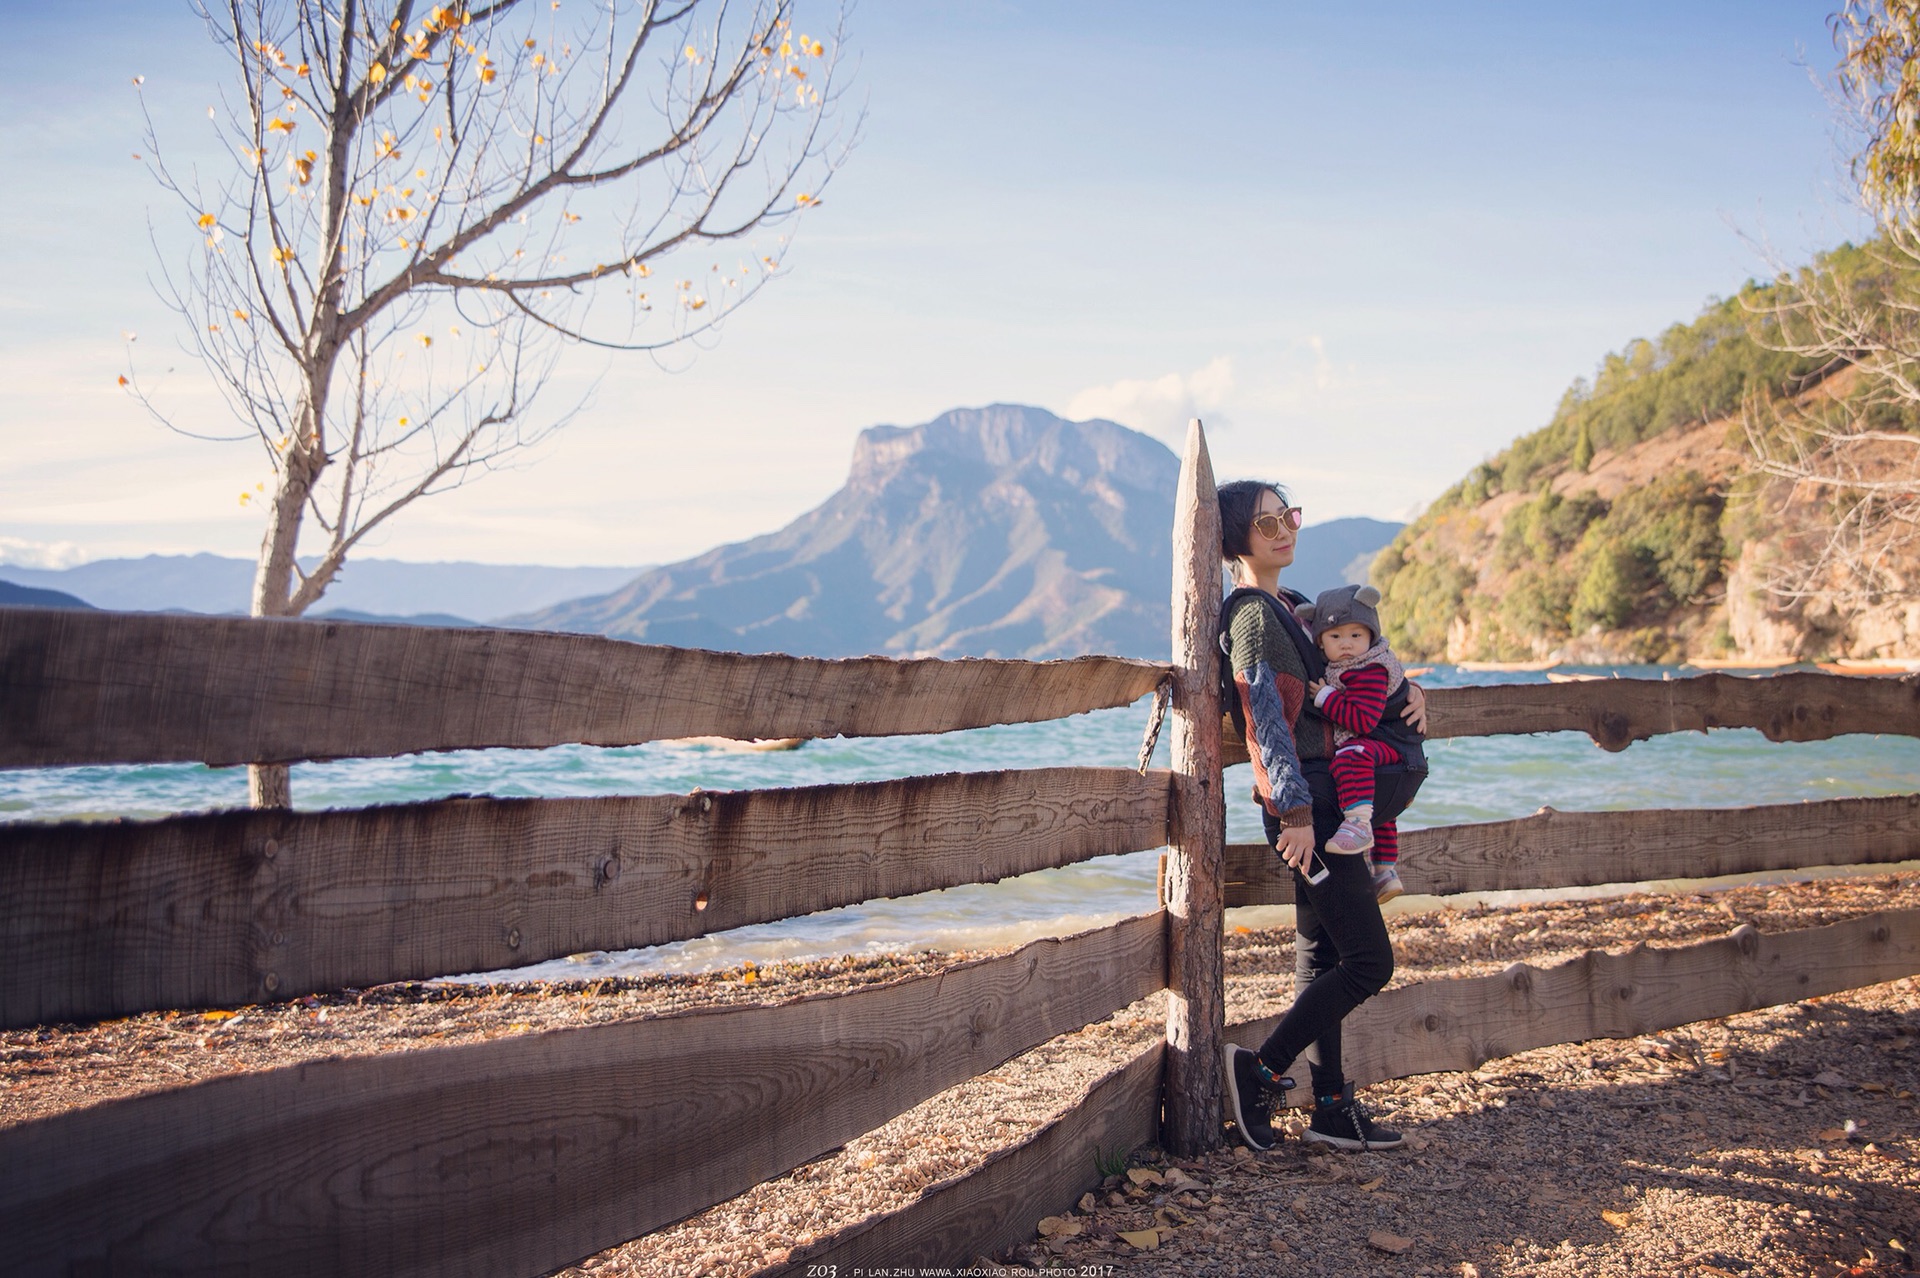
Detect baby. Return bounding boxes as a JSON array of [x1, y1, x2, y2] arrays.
[[1298, 584, 1424, 902]]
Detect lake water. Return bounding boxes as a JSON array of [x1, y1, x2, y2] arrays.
[[5, 666, 1917, 979]]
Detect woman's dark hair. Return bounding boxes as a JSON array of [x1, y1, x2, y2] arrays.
[[1217, 479, 1290, 562]]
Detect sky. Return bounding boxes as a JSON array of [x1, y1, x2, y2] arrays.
[[0, 1, 1874, 570]]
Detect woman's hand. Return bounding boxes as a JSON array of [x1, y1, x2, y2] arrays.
[[1274, 823, 1316, 872], [1401, 681, 1428, 733]]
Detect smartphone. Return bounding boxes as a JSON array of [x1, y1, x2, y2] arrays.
[[1304, 847, 1331, 886]]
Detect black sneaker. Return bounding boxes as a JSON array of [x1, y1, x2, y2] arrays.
[[1223, 1043, 1292, 1151], [1304, 1082, 1406, 1151]]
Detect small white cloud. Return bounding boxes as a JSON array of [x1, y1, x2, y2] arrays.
[[1066, 355, 1235, 441], [0, 537, 90, 569], [1306, 335, 1333, 392]]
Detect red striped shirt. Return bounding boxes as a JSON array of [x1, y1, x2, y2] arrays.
[[1317, 662, 1391, 735]]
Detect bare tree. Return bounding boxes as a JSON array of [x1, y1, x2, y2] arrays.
[[1741, 369, 1920, 607], [1737, 1, 1920, 612], [125, 0, 848, 805]]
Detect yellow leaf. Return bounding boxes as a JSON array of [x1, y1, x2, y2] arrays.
[[479, 65, 496, 83], [808, 38, 824, 56], [417, 334, 432, 347], [1601, 1209, 1633, 1229], [795, 192, 816, 206], [683, 44, 702, 63], [1117, 1229, 1160, 1251], [117, 374, 129, 386], [1126, 1168, 1164, 1186], [1816, 1127, 1849, 1141], [197, 213, 217, 229], [202, 1009, 236, 1021], [267, 117, 295, 133], [295, 63, 309, 77], [563, 211, 580, 223], [232, 310, 249, 321], [687, 296, 706, 311], [397, 416, 410, 427], [292, 156, 313, 184]]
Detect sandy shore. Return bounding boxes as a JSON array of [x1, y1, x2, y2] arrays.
[[5, 872, 1917, 1276]]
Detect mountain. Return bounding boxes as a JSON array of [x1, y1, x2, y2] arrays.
[[1372, 241, 1919, 662], [1294, 517, 1405, 600], [0, 580, 95, 610], [521, 406, 1174, 657], [0, 555, 645, 622], [520, 404, 1403, 660]]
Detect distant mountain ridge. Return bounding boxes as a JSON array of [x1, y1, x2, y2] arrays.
[[0, 555, 645, 622], [521, 405, 1403, 660], [0, 580, 94, 610], [1, 409, 1403, 653]]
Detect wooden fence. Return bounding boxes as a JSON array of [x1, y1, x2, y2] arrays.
[[3, 421, 1919, 1276]]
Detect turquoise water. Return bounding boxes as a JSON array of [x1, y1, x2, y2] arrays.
[[5, 667, 1917, 976]]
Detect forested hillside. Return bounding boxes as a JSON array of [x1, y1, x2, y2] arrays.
[[1373, 241, 1920, 662]]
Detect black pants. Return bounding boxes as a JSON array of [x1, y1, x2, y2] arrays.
[[1256, 764, 1395, 1097]]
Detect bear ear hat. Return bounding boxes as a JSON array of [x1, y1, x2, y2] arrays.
[[1355, 585, 1381, 607], [1293, 602, 1316, 624]]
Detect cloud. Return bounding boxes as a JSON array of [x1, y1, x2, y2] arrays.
[[1306, 335, 1333, 392], [1066, 356, 1235, 441], [0, 536, 90, 569]]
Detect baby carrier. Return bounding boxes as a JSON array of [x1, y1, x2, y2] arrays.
[[1217, 586, 1426, 824]]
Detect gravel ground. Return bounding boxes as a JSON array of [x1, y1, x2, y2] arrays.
[[4, 873, 1917, 1278], [1001, 976, 1919, 1278]]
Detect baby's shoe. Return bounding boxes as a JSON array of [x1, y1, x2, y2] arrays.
[[1373, 864, 1404, 903], [1327, 812, 1374, 854]]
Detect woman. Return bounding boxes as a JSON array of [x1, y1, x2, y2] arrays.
[[1215, 479, 1423, 1153]]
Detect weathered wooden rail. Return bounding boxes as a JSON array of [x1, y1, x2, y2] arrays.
[[1225, 791, 1920, 906], [0, 608, 1164, 768], [0, 767, 1168, 1026], [3, 420, 1919, 1275]]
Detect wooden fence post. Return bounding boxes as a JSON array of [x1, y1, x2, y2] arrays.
[[1162, 418, 1224, 1155]]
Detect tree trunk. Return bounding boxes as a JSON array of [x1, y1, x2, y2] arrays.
[[246, 429, 326, 810]]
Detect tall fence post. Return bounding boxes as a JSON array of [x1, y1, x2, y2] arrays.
[[1162, 418, 1224, 1155]]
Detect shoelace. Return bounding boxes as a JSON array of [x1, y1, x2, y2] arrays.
[[1332, 1099, 1375, 1150]]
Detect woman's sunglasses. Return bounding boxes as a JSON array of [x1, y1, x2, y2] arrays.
[[1250, 507, 1304, 540]]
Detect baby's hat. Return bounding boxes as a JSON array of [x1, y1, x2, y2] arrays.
[[1295, 584, 1382, 645]]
